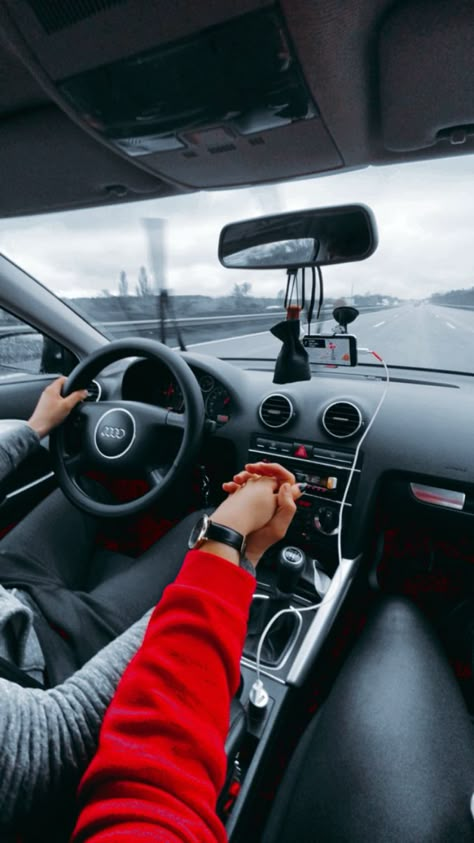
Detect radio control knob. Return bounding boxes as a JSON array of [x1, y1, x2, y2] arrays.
[[314, 506, 339, 535]]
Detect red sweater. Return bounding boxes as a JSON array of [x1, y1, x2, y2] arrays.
[[72, 549, 256, 842]]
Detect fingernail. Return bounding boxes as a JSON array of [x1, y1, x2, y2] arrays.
[[297, 482, 308, 492]]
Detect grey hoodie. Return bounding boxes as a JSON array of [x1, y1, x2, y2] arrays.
[[0, 421, 151, 824]]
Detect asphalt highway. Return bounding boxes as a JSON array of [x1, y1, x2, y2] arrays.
[[185, 304, 474, 374]]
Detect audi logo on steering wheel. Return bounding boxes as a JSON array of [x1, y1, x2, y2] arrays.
[[100, 426, 126, 440], [94, 408, 136, 459]]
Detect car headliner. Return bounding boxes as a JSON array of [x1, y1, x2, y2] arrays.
[[0, 0, 472, 217]]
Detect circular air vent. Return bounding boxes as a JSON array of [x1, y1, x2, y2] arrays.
[[322, 401, 362, 439], [84, 379, 102, 403], [259, 394, 294, 429]]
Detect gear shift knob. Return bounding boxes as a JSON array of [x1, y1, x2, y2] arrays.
[[277, 546, 306, 594]]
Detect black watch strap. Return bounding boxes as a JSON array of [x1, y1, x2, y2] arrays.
[[188, 513, 247, 556], [206, 520, 246, 555]]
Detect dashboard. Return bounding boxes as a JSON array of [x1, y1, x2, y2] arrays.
[[114, 350, 474, 567]]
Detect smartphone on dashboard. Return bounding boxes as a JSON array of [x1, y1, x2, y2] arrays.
[[302, 334, 358, 366]]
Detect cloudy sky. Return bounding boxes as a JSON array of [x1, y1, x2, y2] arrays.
[[0, 152, 473, 301]]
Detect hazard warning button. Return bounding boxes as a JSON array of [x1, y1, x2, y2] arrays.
[[293, 443, 309, 459]]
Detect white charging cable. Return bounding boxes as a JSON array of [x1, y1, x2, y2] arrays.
[[253, 559, 341, 686], [336, 348, 390, 568], [249, 348, 390, 705]]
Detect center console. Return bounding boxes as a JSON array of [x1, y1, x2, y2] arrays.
[[249, 433, 360, 567], [245, 432, 362, 675], [225, 434, 364, 839]]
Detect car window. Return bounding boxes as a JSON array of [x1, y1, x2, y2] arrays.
[[0, 307, 72, 379], [2, 155, 474, 373]]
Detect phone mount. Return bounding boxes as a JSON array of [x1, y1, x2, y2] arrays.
[[333, 305, 359, 333]]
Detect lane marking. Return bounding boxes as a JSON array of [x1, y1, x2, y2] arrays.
[[372, 321, 385, 328], [442, 317, 474, 334]]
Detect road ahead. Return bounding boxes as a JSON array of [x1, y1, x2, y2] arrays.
[[184, 304, 474, 372]]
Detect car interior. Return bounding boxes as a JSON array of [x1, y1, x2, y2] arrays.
[[0, 0, 474, 841]]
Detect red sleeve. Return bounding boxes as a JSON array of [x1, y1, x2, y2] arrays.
[[72, 549, 256, 843]]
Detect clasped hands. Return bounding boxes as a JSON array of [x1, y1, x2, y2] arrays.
[[212, 462, 301, 566]]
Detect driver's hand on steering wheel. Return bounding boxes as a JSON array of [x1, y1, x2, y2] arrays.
[[212, 462, 301, 567], [28, 376, 89, 438]]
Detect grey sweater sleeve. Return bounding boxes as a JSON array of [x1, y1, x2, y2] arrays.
[[0, 421, 40, 482], [0, 607, 152, 824]]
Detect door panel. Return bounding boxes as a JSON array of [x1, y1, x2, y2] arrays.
[[0, 374, 57, 421], [0, 375, 59, 530], [0, 297, 81, 529]]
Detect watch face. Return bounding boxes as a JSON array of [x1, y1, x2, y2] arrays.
[[188, 514, 209, 549]]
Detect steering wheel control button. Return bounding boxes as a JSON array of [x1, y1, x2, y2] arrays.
[[94, 408, 136, 459]]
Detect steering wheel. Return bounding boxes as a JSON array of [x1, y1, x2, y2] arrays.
[[50, 338, 205, 518]]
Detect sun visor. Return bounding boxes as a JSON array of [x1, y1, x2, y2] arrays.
[[379, 0, 474, 152]]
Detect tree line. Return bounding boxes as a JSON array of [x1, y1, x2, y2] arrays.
[[430, 288, 474, 306]]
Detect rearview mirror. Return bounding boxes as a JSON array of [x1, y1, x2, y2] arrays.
[[218, 204, 377, 269]]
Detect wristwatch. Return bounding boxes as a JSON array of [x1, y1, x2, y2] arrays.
[[188, 513, 247, 557]]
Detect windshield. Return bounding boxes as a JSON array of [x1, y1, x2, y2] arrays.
[[1, 154, 474, 373]]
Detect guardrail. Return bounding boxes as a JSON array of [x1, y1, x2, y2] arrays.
[[0, 303, 397, 345], [433, 303, 474, 311], [94, 311, 286, 330], [0, 311, 287, 337], [95, 303, 396, 342]]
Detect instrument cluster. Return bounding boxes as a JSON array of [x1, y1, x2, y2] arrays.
[[122, 359, 232, 425]]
